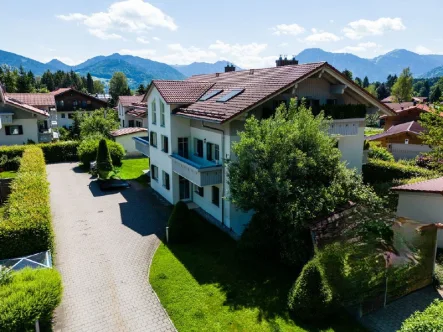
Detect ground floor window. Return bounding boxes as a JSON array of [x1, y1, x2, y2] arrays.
[[151, 165, 159, 181], [150, 131, 158, 147], [5, 125, 23, 135], [162, 171, 170, 190], [161, 135, 169, 153], [128, 120, 135, 127], [179, 176, 190, 200], [212, 186, 220, 207], [121, 119, 125, 127], [194, 184, 204, 197], [136, 120, 142, 127], [61, 113, 66, 119]]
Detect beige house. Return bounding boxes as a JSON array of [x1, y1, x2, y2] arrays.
[[110, 127, 148, 156]]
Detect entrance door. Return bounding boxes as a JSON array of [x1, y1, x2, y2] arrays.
[[179, 176, 191, 200]]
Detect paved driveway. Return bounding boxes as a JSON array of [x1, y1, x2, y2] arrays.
[[48, 163, 175, 332]]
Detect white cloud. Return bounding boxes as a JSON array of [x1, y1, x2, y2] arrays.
[[153, 44, 218, 65], [272, 23, 305, 36], [304, 29, 341, 43], [343, 17, 406, 40], [415, 45, 433, 55], [136, 37, 150, 44], [279, 42, 289, 47], [153, 37, 161, 41], [119, 48, 157, 58], [336, 42, 381, 53], [208, 40, 272, 68], [57, 0, 177, 40]]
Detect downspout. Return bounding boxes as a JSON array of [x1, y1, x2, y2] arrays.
[[202, 121, 225, 226]]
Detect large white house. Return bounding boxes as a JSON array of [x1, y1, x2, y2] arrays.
[[134, 60, 394, 235], [117, 95, 147, 129], [0, 87, 54, 144]]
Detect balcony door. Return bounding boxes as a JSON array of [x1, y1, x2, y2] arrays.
[[178, 137, 189, 158], [179, 176, 191, 200]]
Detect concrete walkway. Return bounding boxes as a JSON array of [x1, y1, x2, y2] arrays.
[[48, 163, 175, 332]]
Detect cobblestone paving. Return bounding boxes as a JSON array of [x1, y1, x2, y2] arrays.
[[48, 163, 175, 332], [359, 286, 441, 332]]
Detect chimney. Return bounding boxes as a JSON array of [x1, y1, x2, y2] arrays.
[[276, 55, 298, 67], [224, 63, 236, 73]]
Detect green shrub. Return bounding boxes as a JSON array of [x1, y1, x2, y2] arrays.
[[0, 268, 63, 331], [363, 158, 438, 184], [434, 263, 443, 288], [39, 141, 79, 163], [368, 145, 394, 162], [399, 299, 443, 332], [168, 201, 193, 243], [0, 145, 26, 160], [287, 258, 335, 321], [78, 137, 124, 169], [96, 139, 113, 179], [0, 146, 53, 259]]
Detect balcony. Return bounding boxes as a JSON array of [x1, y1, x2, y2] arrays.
[[328, 118, 364, 136], [133, 136, 150, 157], [38, 132, 53, 143], [171, 153, 222, 187]]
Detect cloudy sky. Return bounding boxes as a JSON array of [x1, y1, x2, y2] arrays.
[[2, 0, 441, 68]]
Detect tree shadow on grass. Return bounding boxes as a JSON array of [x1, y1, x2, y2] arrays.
[[165, 212, 364, 332]]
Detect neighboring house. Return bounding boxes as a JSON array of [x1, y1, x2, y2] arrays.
[[110, 127, 148, 156], [134, 61, 394, 235], [369, 104, 432, 159], [51, 87, 108, 128], [392, 177, 443, 248], [381, 95, 428, 105], [0, 86, 52, 144], [117, 95, 147, 128]]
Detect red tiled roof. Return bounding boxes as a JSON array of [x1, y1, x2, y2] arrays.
[[4, 96, 49, 117], [392, 177, 443, 194], [152, 81, 215, 104], [367, 121, 424, 141], [50, 88, 71, 96], [380, 104, 432, 119], [110, 127, 147, 137], [119, 95, 145, 107], [50, 87, 108, 105], [172, 62, 392, 123], [381, 96, 394, 103], [5, 93, 56, 107], [126, 109, 147, 118]]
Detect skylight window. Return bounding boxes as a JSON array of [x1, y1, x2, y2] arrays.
[[199, 89, 223, 101], [216, 89, 244, 103]]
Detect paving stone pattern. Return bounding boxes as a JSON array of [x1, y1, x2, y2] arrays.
[[48, 163, 176, 332]]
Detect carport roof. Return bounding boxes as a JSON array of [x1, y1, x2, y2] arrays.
[[392, 177, 443, 194]]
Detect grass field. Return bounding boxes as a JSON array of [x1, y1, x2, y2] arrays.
[[150, 214, 365, 332], [0, 171, 17, 179], [116, 157, 149, 183]]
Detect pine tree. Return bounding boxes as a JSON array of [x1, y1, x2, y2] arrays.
[[87, 73, 94, 94], [16, 66, 32, 93], [376, 83, 389, 100], [354, 77, 362, 87], [41, 70, 55, 91], [137, 84, 146, 95], [342, 69, 353, 80], [96, 139, 113, 179], [363, 76, 370, 88], [430, 86, 442, 102]]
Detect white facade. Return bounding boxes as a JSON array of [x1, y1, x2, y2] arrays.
[[137, 72, 388, 236], [396, 192, 443, 248], [114, 133, 148, 156], [117, 101, 147, 129]]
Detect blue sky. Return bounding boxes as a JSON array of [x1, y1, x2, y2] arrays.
[[2, 0, 442, 68]]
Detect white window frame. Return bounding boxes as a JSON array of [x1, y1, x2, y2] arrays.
[[161, 135, 169, 153], [160, 101, 165, 127], [151, 165, 159, 181], [151, 99, 157, 125], [162, 171, 170, 190], [150, 131, 158, 148]]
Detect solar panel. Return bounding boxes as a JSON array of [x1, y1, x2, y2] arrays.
[[199, 89, 223, 101], [216, 89, 244, 103]]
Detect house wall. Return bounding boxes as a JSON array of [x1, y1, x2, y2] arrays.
[[118, 102, 147, 128], [388, 143, 432, 160], [0, 105, 42, 145], [55, 91, 107, 113], [338, 124, 365, 171], [396, 192, 443, 248], [376, 132, 423, 147], [114, 133, 147, 156], [384, 109, 424, 129]]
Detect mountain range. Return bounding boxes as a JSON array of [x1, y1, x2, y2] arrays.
[[1, 48, 443, 89]]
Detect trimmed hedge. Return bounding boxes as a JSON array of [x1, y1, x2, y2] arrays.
[[0, 141, 80, 169], [0, 268, 63, 331], [399, 299, 443, 332], [363, 158, 438, 184], [78, 137, 124, 169], [368, 145, 394, 162], [0, 146, 53, 259]]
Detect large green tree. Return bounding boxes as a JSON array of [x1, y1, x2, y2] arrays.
[[228, 99, 379, 267], [430, 86, 442, 102], [363, 76, 370, 88], [79, 108, 119, 139], [109, 72, 130, 105], [419, 103, 443, 165], [93, 80, 105, 94], [86, 73, 94, 94], [391, 67, 413, 102]]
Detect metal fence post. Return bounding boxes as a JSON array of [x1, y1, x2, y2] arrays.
[[166, 226, 169, 243], [35, 320, 40, 332]]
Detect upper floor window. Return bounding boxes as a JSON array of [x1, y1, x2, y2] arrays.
[[151, 99, 157, 125], [151, 165, 159, 181], [61, 113, 66, 119], [178, 137, 189, 158], [162, 171, 170, 190], [160, 102, 165, 127], [136, 120, 142, 127], [128, 120, 135, 128], [206, 143, 220, 162], [194, 138, 203, 158], [161, 135, 169, 153], [5, 125, 23, 136], [150, 131, 158, 147], [212, 186, 220, 207]]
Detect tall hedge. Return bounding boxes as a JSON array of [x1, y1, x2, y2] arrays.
[[399, 299, 443, 332], [0, 146, 53, 259], [0, 268, 63, 331], [362, 158, 438, 184]]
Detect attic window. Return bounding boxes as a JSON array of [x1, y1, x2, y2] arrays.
[[199, 89, 223, 101], [216, 89, 244, 103]]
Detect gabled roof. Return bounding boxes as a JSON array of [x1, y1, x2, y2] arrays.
[[50, 88, 71, 96], [50, 87, 108, 105], [171, 62, 393, 123], [110, 127, 147, 137], [148, 81, 215, 104], [119, 95, 146, 107], [5, 93, 56, 107], [3, 95, 49, 117], [392, 177, 443, 194], [126, 109, 147, 118], [380, 104, 431, 119], [367, 121, 424, 141]]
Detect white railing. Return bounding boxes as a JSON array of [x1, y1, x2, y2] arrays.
[[328, 118, 364, 137]]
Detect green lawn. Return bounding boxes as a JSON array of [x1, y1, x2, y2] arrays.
[[0, 171, 17, 179], [116, 157, 149, 183], [150, 215, 365, 332], [364, 127, 383, 137]]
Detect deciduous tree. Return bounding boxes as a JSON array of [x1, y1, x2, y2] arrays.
[[391, 68, 413, 102], [109, 72, 130, 105]]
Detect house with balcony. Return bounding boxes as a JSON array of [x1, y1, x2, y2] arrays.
[[135, 60, 394, 235], [117, 95, 147, 129], [0, 86, 52, 144], [51, 87, 108, 128]]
